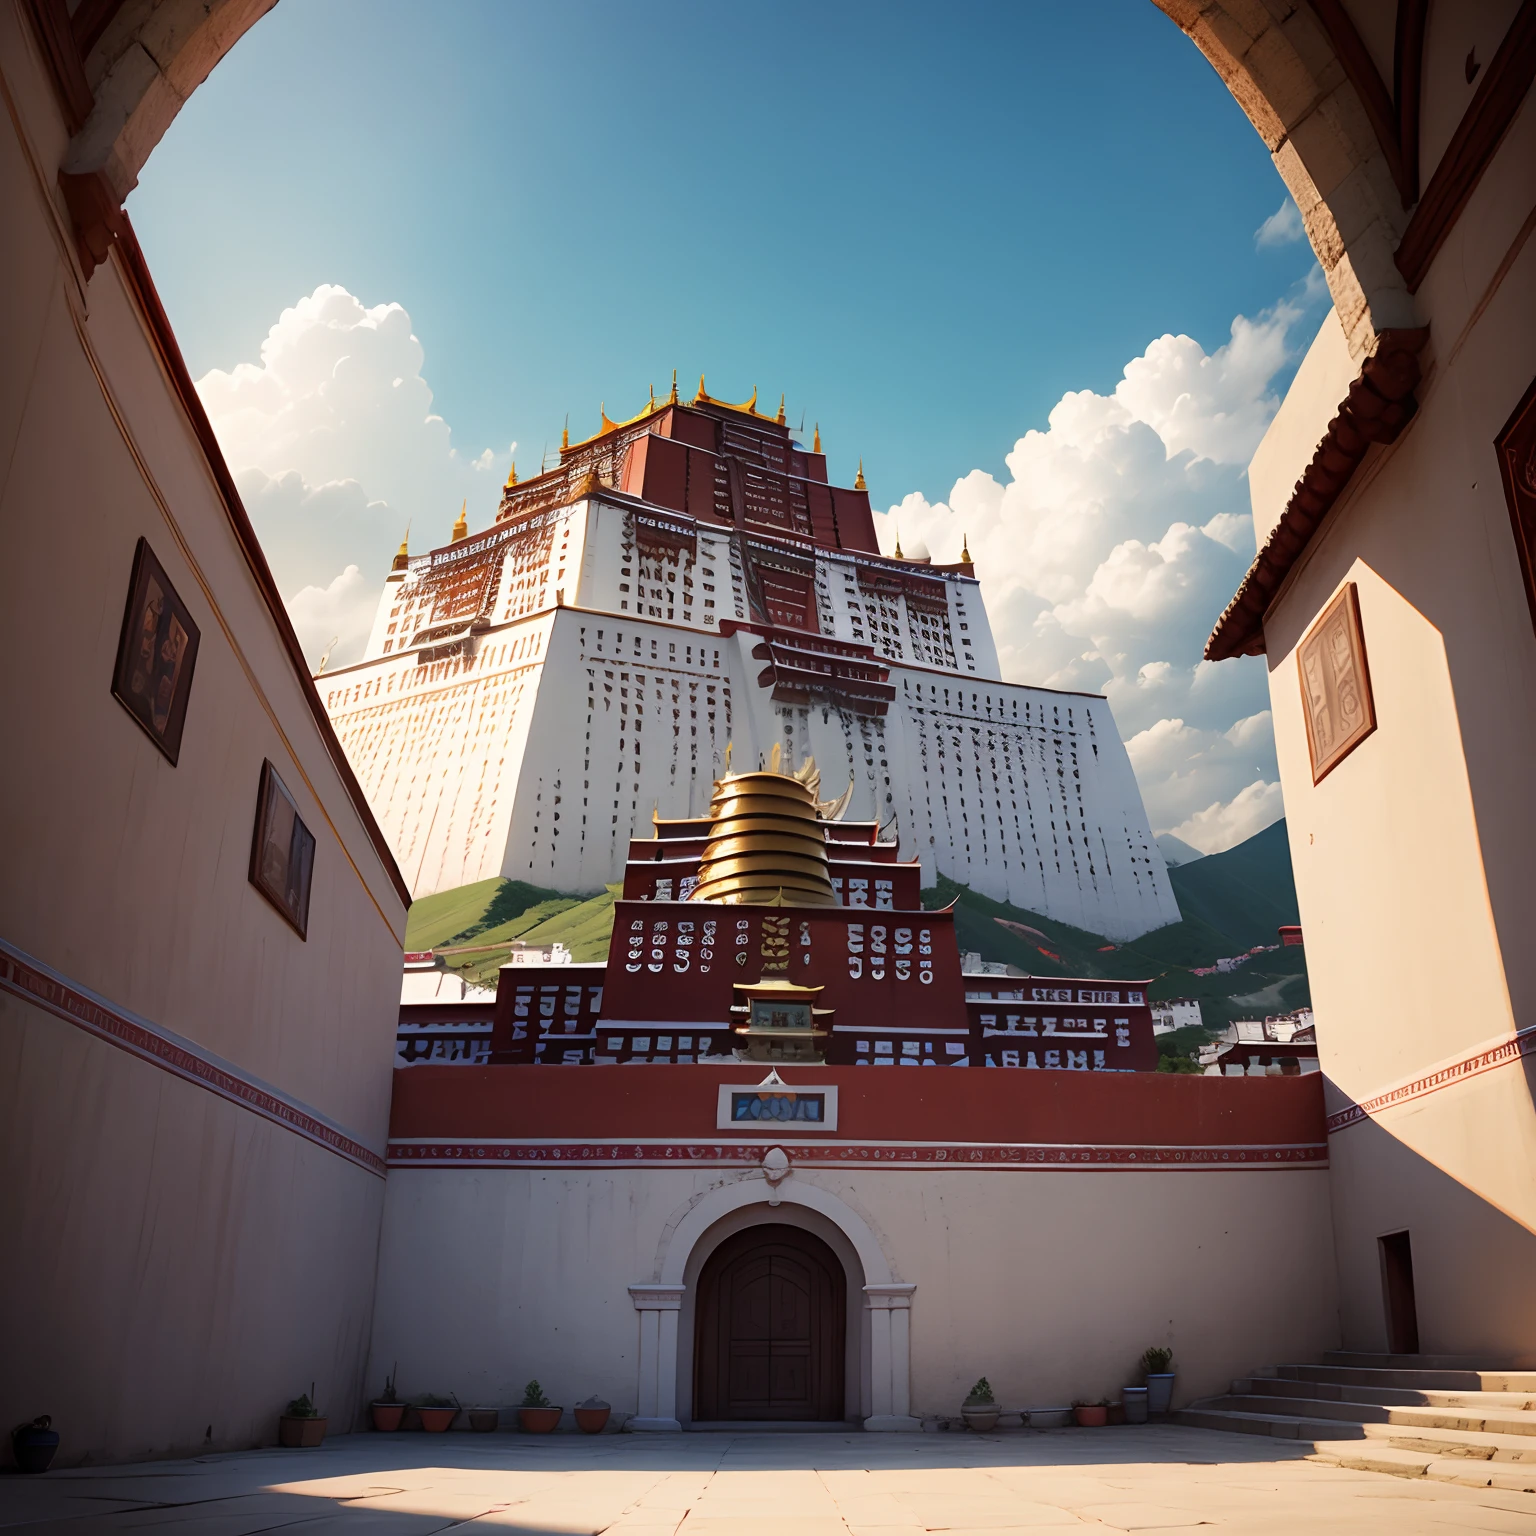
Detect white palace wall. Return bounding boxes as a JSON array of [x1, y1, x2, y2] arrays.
[[367, 1162, 1338, 1425], [324, 499, 1177, 939]]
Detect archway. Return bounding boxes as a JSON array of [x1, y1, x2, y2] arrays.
[[693, 1224, 846, 1423]]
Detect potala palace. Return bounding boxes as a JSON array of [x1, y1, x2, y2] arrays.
[[320, 378, 1179, 941]]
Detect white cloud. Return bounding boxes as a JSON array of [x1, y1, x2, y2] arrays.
[[880, 283, 1328, 856], [1255, 197, 1306, 248], [285, 565, 376, 671], [1172, 779, 1286, 852], [196, 284, 513, 670]]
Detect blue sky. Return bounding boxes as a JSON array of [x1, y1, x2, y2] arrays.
[[130, 0, 1326, 851]]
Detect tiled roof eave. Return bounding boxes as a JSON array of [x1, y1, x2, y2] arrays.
[[1205, 327, 1430, 662]]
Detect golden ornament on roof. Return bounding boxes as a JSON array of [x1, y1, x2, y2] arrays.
[[451, 499, 468, 541], [812, 423, 822, 454], [691, 764, 835, 906], [854, 459, 867, 492], [504, 460, 518, 489]]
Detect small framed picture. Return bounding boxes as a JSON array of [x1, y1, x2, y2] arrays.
[[111, 538, 201, 764], [1298, 582, 1376, 783], [249, 760, 316, 939]]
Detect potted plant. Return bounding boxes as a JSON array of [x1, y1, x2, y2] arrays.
[[960, 1377, 1000, 1432], [467, 1407, 500, 1432], [371, 1367, 405, 1432], [517, 1380, 562, 1434], [1121, 1386, 1149, 1424], [11, 1417, 60, 1474], [575, 1396, 611, 1434], [1071, 1399, 1108, 1428], [1141, 1347, 1176, 1414], [278, 1389, 327, 1448], [415, 1394, 458, 1432]]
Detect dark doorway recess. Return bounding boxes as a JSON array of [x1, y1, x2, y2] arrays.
[[694, 1224, 846, 1421], [1379, 1229, 1420, 1354]]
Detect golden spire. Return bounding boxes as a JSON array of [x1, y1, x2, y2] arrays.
[[561, 415, 570, 451], [961, 531, 972, 563], [854, 459, 867, 491], [392, 528, 410, 571], [451, 499, 468, 542], [776, 392, 786, 425], [667, 368, 679, 405], [695, 373, 708, 403], [504, 459, 518, 489], [812, 423, 822, 454], [648, 383, 656, 411], [893, 528, 903, 559]]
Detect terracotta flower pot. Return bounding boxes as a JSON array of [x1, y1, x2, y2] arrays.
[[518, 1406, 562, 1434], [417, 1406, 457, 1432], [278, 1415, 327, 1447], [574, 1406, 610, 1434], [1072, 1405, 1107, 1428], [468, 1409, 499, 1432], [371, 1402, 405, 1432]]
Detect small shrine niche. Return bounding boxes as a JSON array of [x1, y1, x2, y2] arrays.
[[730, 979, 831, 1064]]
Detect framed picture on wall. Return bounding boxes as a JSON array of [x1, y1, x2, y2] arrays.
[[1297, 581, 1376, 783], [111, 538, 201, 764], [249, 760, 316, 939]]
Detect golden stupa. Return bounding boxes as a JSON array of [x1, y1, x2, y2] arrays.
[[690, 748, 836, 906]]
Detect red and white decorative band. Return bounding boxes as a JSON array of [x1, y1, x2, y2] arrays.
[[1327, 1025, 1536, 1134], [387, 1139, 1327, 1170], [0, 937, 386, 1178]]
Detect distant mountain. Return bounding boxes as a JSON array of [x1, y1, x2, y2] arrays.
[[923, 817, 1308, 1037], [1165, 818, 1299, 953], [1156, 833, 1204, 867]]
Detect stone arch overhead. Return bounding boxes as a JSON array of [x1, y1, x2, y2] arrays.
[[651, 1172, 895, 1287], [1152, 1, 1418, 358]]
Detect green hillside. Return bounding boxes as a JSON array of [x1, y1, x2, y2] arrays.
[[924, 818, 1309, 1053], [1166, 819, 1299, 951], [403, 877, 616, 981]]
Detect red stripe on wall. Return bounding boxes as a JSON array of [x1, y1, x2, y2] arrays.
[[1, 938, 386, 1177], [389, 1062, 1327, 1148]]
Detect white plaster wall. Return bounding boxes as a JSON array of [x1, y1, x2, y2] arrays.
[[367, 1164, 1337, 1419], [1250, 82, 1536, 1355], [0, 10, 405, 1462]]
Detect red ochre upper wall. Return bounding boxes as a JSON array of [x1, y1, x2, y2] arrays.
[[491, 396, 881, 556], [390, 1064, 1326, 1149]]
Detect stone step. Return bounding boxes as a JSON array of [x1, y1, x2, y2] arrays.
[[1233, 1376, 1536, 1410], [1357, 1422, 1536, 1463], [1322, 1350, 1521, 1371], [1207, 1393, 1536, 1437], [1276, 1363, 1536, 1392], [1172, 1407, 1363, 1441], [1309, 1439, 1536, 1494]]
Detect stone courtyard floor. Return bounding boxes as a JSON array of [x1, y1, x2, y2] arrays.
[[3, 1426, 1535, 1534]]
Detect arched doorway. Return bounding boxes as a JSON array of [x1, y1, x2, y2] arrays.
[[693, 1224, 846, 1422]]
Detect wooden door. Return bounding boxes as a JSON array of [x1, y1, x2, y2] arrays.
[[694, 1225, 845, 1421]]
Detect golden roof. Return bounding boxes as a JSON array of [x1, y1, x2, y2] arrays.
[[691, 765, 835, 906]]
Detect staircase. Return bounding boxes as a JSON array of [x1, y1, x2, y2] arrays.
[[1175, 1352, 1536, 1492]]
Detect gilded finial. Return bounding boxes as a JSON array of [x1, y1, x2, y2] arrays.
[[668, 368, 679, 405], [894, 527, 904, 560], [392, 525, 410, 571], [648, 383, 656, 411], [961, 531, 972, 563], [451, 499, 468, 542], [812, 422, 822, 454], [695, 374, 709, 404], [504, 459, 518, 489], [854, 459, 867, 492], [776, 392, 786, 425], [561, 413, 569, 451]]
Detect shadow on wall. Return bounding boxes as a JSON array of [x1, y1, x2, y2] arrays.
[[1326, 1080, 1536, 1362]]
